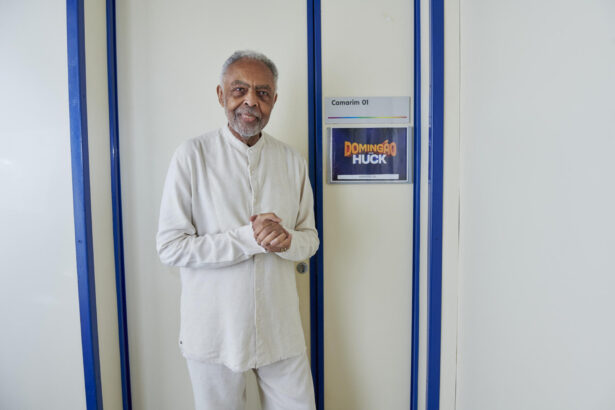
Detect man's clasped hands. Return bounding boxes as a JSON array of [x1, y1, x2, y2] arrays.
[[250, 213, 292, 253]]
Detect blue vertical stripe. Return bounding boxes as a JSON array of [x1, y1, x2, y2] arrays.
[[307, 0, 325, 409], [105, 1, 133, 409], [410, 0, 422, 408], [427, 0, 444, 409], [66, 0, 103, 408]]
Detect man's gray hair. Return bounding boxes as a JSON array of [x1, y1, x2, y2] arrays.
[[220, 50, 278, 87]]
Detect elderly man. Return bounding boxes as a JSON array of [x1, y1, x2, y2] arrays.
[[156, 50, 319, 410]]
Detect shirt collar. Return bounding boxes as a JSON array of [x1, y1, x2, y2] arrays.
[[222, 124, 266, 154]]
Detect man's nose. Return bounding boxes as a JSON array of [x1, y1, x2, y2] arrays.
[[244, 89, 258, 107]]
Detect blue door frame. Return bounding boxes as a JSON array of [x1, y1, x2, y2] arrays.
[[427, 0, 444, 409], [66, 1, 103, 409]]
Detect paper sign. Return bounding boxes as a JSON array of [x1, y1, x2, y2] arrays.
[[325, 97, 411, 124], [329, 127, 410, 183]]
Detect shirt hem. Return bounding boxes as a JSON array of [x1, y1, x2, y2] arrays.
[[181, 346, 307, 372]]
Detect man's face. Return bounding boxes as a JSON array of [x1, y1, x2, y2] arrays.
[[217, 58, 277, 140]]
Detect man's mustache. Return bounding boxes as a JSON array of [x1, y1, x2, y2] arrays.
[[235, 106, 261, 120]]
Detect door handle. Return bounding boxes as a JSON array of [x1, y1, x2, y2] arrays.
[[296, 262, 308, 274]]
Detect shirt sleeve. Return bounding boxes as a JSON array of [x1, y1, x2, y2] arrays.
[[156, 146, 265, 268], [277, 159, 320, 262]]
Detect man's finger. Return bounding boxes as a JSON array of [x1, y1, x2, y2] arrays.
[[259, 231, 279, 246], [267, 234, 292, 253], [254, 220, 278, 237], [259, 227, 285, 245], [256, 225, 276, 242], [278, 234, 292, 252], [253, 219, 276, 234], [260, 231, 282, 247], [269, 232, 287, 246], [267, 232, 288, 247], [258, 226, 284, 244], [255, 213, 281, 223]]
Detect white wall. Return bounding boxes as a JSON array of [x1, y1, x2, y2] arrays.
[[457, 1, 615, 409], [0, 2, 86, 409]]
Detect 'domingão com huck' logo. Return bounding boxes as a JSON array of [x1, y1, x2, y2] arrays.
[[344, 140, 398, 164]]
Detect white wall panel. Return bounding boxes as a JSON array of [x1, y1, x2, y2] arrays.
[[458, 1, 615, 409], [0, 2, 86, 409]]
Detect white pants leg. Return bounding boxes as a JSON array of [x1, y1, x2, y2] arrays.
[[255, 353, 316, 410], [186, 353, 315, 410], [186, 359, 246, 410]]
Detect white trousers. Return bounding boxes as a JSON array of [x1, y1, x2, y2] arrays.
[[186, 353, 316, 410]]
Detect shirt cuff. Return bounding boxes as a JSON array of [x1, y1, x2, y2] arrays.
[[236, 224, 266, 256]]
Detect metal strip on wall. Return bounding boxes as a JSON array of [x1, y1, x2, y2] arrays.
[[410, 0, 422, 408], [307, 1, 325, 409], [427, 0, 444, 408], [66, 0, 103, 408]]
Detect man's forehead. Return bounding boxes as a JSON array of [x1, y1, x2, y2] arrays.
[[223, 59, 276, 85]]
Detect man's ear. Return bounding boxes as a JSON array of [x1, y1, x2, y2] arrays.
[[273, 93, 278, 105], [216, 85, 224, 107]]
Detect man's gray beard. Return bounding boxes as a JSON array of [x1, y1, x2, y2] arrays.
[[229, 108, 264, 139], [230, 118, 263, 139]]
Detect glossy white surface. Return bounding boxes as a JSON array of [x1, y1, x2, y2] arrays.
[[116, 1, 308, 409], [0, 2, 86, 409], [321, 0, 415, 408], [458, 1, 615, 409]]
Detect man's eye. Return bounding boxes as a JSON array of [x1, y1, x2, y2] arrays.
[[232, 87, 245, 94], [258, 91, 269, 97]]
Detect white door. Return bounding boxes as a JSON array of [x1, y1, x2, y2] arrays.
[[117, 2, 309, 409]]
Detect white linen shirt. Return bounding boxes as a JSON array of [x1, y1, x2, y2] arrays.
[[156, 125, 319, 372]]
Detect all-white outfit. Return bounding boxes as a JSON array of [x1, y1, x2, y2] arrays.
[[157, 125, 319, 409]]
